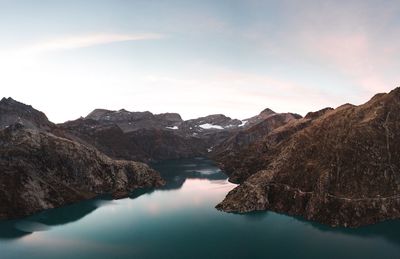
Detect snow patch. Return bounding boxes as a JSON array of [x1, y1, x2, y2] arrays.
[[239, 120, 248, 127], [166, 126, 178, 130], [199, 123, 223, 130], [224, 124, 236, 128]]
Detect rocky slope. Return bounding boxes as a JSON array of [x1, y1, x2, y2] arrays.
[[212, 111, 302, 183], [0, 123, 164, 220], [0, 99, 165, 220], [216, 88, 400, 227]]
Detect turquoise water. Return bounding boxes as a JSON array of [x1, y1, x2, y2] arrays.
[[1, 157, 400, 258]]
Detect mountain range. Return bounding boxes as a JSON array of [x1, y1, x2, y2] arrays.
[[1, 88, 400, 227]]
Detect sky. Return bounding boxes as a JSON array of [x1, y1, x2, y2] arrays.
[[0, 0, 399, 123]]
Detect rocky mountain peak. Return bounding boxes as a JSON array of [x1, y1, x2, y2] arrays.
[[0, 97, 52, 130], [1, 97, 28, 107], [259, 108, 276, 116], [85, 109, 111, 120], [0, 97, 16, 104]]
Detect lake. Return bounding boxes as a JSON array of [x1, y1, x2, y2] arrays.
[[0, 157, 400, 258]]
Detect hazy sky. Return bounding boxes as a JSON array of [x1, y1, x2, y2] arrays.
[[1, 0, 399, 123]]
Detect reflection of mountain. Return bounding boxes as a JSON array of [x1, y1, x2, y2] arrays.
[[31, 197, 112, 226], [152, 158, 228, 191], [240, 210, 400, 246], [0, 223, 31, 239], [0, 196, 111, 240], [297, 214, 400, 247]]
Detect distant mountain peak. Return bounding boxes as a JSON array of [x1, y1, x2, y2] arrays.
[[259, 108, 276, 116], [0, 97, 22, 106], [0, 97, 52, 130]]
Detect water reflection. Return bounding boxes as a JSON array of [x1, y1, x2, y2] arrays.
[[0, 196, 112, 240], [297, 215, 400, 246], [1, 157, 400, 258], [240, 207, 400, 247], [0, 157, 227, 240], [152, 157, 228, 191]]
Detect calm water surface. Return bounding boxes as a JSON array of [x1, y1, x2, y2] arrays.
[[1, 158, 400, 258]]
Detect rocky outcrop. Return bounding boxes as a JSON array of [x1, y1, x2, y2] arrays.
[[217, 87, 400, 227], [0, 123, 164, 220]]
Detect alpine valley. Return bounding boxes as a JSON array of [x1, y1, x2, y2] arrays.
[[1, 87, 400, 229]]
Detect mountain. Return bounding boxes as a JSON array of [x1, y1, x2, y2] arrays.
[[85, 109, 183, 132], [212, 111, 302, 183], [216, 88, 400, 227], [60, 109, 247, 162], [0, 97, 53, 131], [0, 101, 164, 220], [239, 108, 279, 128], [62, 107, 299, 163]]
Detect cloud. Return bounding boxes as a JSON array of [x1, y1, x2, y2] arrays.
[[21, 33, 164, 54], [0, 32, 164, 81]]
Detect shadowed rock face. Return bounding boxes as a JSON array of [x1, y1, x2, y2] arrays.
[[216, 87, 400, 227], [0, 124, 165, 220]]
